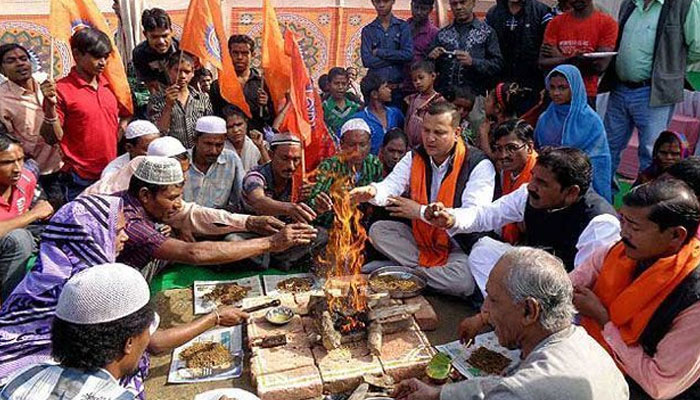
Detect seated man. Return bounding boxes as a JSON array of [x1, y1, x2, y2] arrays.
[[184, 116, 244, 212], [351, 102, 496, 298], [309, 118, 384, 229], [571, 179, 700, 399], [101, 120, 160, 178], [426, 147, 619, 296], [490, 119, 537, 244], [117, 156, 318, 281], [0, 263, 158, 399], [393, 247, 629, 400], [222, 105, 269, 172], [0, 133, 53, 299]]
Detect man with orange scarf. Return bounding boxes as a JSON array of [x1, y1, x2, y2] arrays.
[[571, 179, 700, 399], [351, 101, 496, 298], [490, 119, 538, 244]]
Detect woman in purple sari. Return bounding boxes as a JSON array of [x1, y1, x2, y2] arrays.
[[0, 194, 247, 398]]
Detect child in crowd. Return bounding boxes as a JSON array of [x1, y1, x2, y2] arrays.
[[318, 73, 330, 100], [352, 73, 404, 155], [445, 86, 476, 145], [323, 67, 362, 143], [634, 130, 690, 186], [192, 67, 213, 93], [346, 66, 363, 103], [479, 82, 531, 157], [404, 61, 444, 148]]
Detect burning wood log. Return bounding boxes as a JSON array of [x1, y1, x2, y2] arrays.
[[368, 303, 421, 321], [321, 311, 341, 350], [367, 322, 382, 356]]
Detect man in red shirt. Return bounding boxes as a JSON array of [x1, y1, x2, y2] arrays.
[[0, 133, 53, 300], [539, 0, 617, 106], [40, 27, 131, 202]]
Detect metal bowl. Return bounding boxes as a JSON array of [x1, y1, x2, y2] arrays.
[[265, 306, 294, 325], [368, 266, 426, 299]]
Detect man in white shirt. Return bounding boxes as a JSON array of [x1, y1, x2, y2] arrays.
[[101, 120, 160, 178], [425, 147, 620, 296], [393, 247, 629, 400], [351, 101, 496, 298]]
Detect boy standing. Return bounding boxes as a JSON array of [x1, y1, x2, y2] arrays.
[[323, 67, 361, 143], [404, 61, 444, 148], [352, 74, 404, 155]]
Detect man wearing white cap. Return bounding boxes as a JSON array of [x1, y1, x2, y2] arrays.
[[101, 120, 161, 179], [0, 263, 156, 399], [351, 102, 496, 298], [307, 118, 384, 228], [184, 116, 244, 211], [118, 156, 317, 280]]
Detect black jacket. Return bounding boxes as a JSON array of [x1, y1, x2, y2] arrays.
[[485, 0, 552, 91]]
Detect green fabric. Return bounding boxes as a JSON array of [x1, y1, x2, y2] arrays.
[[689, 71, 700, 90], [323, 97, 361, 141], [148, 263, 307, 295], [613, 176, 634, 210], [307, 154, 384, 228], [617, 0, 700, 82]]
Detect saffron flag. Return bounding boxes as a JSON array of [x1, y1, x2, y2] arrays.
[[180, 0, 251, 117], [282, 29, 336, 171], [50, 0, 133, 114], [261, 0, 291, 110]]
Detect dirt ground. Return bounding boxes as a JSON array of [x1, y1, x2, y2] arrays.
[[145, 289, 475, 400]]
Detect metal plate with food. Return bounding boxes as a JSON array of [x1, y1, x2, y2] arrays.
[[265, 306, 294, 325], [193, 277, 263, 315], [262, 273, 319, 296], [368, 266, 426, 298], [168, 326, 243, 383]]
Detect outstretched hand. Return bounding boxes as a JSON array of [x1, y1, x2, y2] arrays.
[[423, 202, 455, 229]]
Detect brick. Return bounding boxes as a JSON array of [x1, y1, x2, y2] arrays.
[[251, 346, 315, 381], [403, 296, 439, 331], [255, 365, 323, 400], [312, 342, 383, 393], [247, 313, 303, 345], [379, 328, 435, 381]]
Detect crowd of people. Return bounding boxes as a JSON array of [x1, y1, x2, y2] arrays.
[[1, 0, 700, 398]]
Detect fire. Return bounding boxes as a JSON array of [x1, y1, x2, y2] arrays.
[[317, 168, 368, 314]]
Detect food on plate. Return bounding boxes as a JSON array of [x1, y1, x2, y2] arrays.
[[466, 346, 511, 375], [179, 341, 232, 369], [369, 274, 419, 292], [203, 283, 250, 305], [276, 277, 314, 293]]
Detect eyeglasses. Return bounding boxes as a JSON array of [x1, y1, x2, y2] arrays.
[[490, 142, 528, 155]]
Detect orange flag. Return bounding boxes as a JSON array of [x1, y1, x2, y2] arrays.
[[261, 0, 291, 110], [50, 0, 133, 114], [180, 0, 251, 117], [282, 29, 336, 171]]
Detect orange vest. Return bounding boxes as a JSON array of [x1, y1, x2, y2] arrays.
[[501, 150, 537, 244], [410, 139, 467, 267], [582, 238, 700, 349]]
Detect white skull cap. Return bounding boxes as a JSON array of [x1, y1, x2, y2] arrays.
[[147, 136, 187, 158], [125, 120, 160, 140], [195, 115, 227, 135], [56, 263, 151, 324], [133, 156, 184, 185], [340, 118, 371, 139]]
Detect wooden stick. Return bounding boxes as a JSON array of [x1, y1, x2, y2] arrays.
[[368, 303, 421, 321], [347, 383, 369, 400], [173, 50, 185, 88], [259, 69, 265, 118], [367, 322, 383, 356], [49, 38, 54, 80]]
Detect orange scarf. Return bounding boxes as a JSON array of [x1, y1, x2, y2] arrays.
[[410, 139, 467, 267], [582, 238, 700, 348], [501, 150, 537, 244]]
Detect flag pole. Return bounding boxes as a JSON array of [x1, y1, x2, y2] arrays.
[[49, 37, 54, 80], [259, 69, 265, 118]]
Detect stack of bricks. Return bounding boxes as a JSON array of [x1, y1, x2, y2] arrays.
[[244, 294, 439, 400]]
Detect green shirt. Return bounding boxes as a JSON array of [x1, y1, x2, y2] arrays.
[[616, 0, 700, 82], [323, 97, 361, 142], [307, 154, 383, 228]]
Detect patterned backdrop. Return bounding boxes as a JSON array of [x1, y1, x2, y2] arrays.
[[0, 1, 492, 82]]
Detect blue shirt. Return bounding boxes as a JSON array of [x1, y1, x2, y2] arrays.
[[361, 15, 414, 83], [352, 107, 405, 155], [184, 148, 244, 212]]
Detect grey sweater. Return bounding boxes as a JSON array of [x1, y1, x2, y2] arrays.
[[440, 326, 629, 400]]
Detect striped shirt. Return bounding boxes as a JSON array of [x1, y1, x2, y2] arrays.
[[183, 148, 244, 212], [116, 192, 168, 271], [0, 364, 134, 400], [147, 87, 213, 148]]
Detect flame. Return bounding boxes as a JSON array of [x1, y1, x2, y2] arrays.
[[339, 315, 366, 334], [317, 162, 368, 314]]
